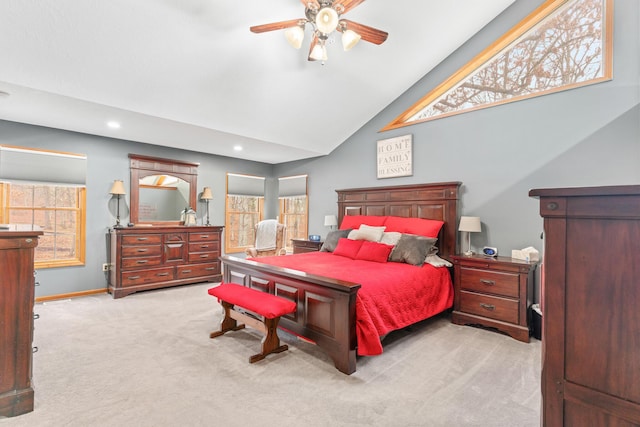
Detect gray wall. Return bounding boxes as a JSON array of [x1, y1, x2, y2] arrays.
[[1, 0, 638, 299], [0, 121, 275, 297], [276, 0, 640, 263]]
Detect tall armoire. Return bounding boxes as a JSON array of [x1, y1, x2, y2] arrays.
[[530, 185, 640, 426]]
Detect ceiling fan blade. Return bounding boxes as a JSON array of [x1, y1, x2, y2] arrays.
[[307, 33, 319, 61], [301, 0, 320, 9], [334, 0, 366, 14], [339, 19, 388, 45], [250, 19, 302, 33]]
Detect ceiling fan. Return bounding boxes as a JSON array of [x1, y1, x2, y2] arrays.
[[250, 0, 388, 63]]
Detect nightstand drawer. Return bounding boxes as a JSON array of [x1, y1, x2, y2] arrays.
[[459, 267, 519, 298], [459, 290, 518, 324]]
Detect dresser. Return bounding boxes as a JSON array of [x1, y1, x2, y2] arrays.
[[108, 226, 223, 298], [530, 185, 640, 426], [291, 238, 323, 254], [451, 254, 536, 343], [0, 230, 42, 417]]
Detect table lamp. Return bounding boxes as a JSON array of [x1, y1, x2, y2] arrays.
[[458, 216, 481, 256], [201, 187, 213, 226], [109, 180, 126, 228]]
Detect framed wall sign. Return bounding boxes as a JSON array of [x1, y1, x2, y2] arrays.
[[377, 134, 412, 179]]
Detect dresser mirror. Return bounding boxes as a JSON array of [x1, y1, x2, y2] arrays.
[[129, 154, 198, 225]]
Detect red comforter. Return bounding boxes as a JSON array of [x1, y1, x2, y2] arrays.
[[248, 252, 454, 356]]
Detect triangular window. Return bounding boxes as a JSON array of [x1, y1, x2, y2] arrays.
[[382, 0, 613, 132]]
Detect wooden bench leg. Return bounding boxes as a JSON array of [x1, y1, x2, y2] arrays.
[[249, 316, 288, 364], [209, 301, 245, 339], [210, 300, 289, 364]]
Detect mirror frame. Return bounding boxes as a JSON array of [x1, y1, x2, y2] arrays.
[[129, 154, 198, 225]]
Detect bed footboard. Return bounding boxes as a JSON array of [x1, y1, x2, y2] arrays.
[[220, 255, 361, 374]]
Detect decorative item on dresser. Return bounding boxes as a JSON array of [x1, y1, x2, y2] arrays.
[[451, 254, 536, 343], [108, 226, 223, 299], [0, 230, 42, 417], [530, 185, 640, 426], [291, 238, 323, 254]]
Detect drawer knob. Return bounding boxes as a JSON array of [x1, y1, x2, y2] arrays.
[[480, 303, 496, 311], [480, 279, 496, 286]]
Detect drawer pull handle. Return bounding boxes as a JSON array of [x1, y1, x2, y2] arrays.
[[157, 272, 170, 277], [205, 267, 216, 271], [200, 235, 209, 238], [480, 279, 495, 286], [137, 248, 148, 253], [200, 245, 209, 249], [480, 303, 496, 311], [136, 260, 148, 264], [128, 276, 141, 280], [200, 254, 209, 258], [137, 237, 148, 241], [181, 269, 192, 274]]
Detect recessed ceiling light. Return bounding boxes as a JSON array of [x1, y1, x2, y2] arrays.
[[0, 90, 10, 98], [233, 145, 243, 151], [107, 121, 121, 129]]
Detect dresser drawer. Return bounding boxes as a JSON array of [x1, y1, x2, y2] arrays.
[[121, 267, 174, 287], [188, 251, 217, 263], [459, 267, 519, 298], [121, 256, 162, 269], [189, 232, 219, 242], [459, 290, 519, 324], [176, 262, 220, 279], [122, 234, 162, 245], [121, 245, 162, 257], [188, 241, 220, 253]]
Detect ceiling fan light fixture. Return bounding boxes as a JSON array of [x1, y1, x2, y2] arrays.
[[284, 25, 305, 49], [341, 29, 361, 51], [315, 7, 339, 34]]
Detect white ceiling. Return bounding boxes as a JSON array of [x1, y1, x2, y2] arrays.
[[0, 0, 515, 164]]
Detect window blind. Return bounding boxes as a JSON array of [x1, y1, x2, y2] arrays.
[[0, 145, 87, 185]]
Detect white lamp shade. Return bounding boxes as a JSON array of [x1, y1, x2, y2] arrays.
[[309, 43, 327, 61], [201, 187, 213, 200], [109, 180, 126, 195], [315, 7, 339, 34], [324, 215, 338, 227], [458, 216, 481, 232], [341, 29, 361, 51], [284, 26, 304, 49]]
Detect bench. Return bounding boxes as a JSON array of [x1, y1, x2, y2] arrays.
[[208, 283, 297, 363]]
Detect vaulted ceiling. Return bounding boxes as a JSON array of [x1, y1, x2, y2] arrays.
[[0, 0, 515, 164]]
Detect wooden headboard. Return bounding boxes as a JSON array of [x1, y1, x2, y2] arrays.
[[336, 182, 461, 259]]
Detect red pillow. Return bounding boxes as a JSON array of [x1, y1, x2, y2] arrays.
[[355, 241, 394, 263], [333, 238, 364, 259], [384, 216, 444, 238], [340, 215, 387, 230]]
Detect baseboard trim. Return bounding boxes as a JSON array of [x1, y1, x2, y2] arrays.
[[35, 288, 107, 303]]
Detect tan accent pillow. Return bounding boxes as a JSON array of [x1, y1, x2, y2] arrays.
[[348, 224, 386, 242]]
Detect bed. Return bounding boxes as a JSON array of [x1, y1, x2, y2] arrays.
[[220, 182, 461, 374]]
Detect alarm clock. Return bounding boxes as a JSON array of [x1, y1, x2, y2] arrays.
[[482, 246, 498, 257], [309, 234, 321, 242]]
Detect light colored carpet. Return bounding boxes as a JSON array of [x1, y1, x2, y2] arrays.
[[1, 283, 541, 427]]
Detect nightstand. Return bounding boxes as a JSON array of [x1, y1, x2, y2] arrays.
[[451, 254, 537, 342], [291, 239, 323, 254]]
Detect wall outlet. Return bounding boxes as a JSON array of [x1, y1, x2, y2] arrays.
[[102, 263, 110, 272]]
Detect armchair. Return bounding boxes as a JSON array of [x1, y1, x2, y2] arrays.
[[245, 219, 287, 258]]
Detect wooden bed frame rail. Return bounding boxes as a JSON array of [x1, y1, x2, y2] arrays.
[[220, 182, 461, 374]]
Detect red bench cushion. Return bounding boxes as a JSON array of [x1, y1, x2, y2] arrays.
[[208, 283, 296, 319]]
